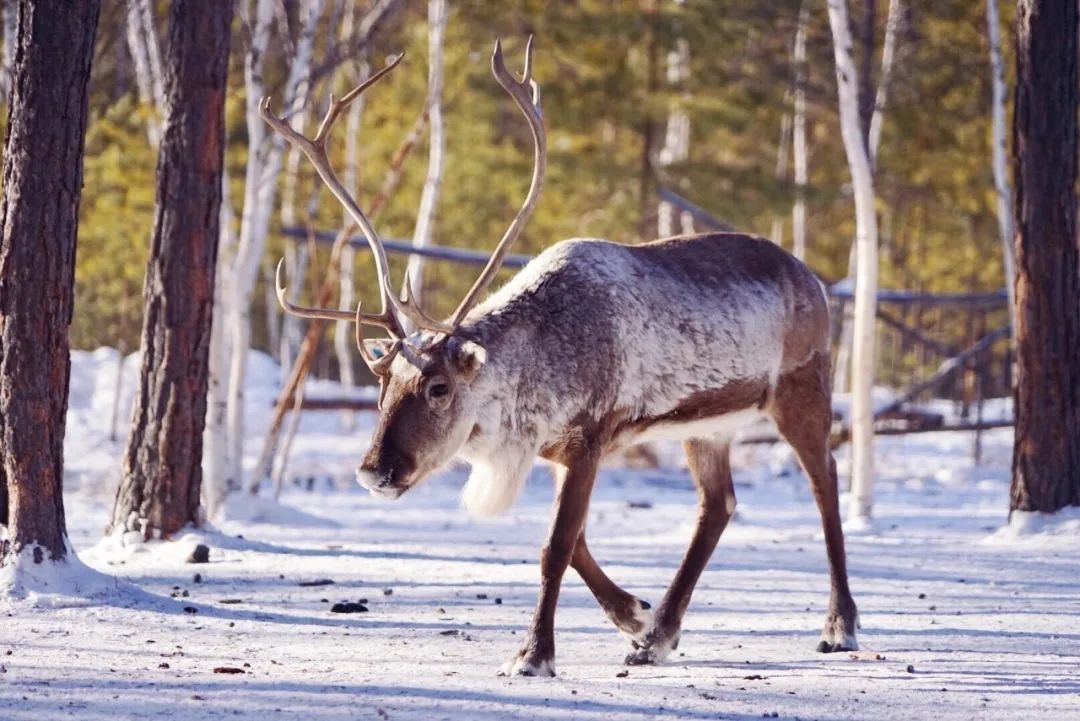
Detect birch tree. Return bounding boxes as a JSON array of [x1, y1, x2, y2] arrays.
[[867, 0, 902, 167], [204, 174, 235, 517], [244, 0, 407, 493], [224, 0, 325, 493], [791, 2, 809, 261], [826, 0, 880, 521], [833, 0, 902, 394], [770, 110, 791, 244], [0, 0, 16, 104], [657, 23, 693, 238], [403, 0, 448, 310], [336, 48, 370, 429], [124, 0, 165, 147], [986, 0, 1017, 335]]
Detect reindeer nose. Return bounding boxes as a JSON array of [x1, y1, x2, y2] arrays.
[[356, 467, 389, 491], [356, 466, 407, 500]]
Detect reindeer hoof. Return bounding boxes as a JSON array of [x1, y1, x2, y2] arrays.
[[624, 647, 659, 666], [817, 612, 859, 653], [498, 654, 556, 677], [624, 630, 679, 666]]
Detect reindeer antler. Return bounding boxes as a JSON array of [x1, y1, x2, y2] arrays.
[[449, 37, 546, 327], [266, 39, 546, 373], [264, 53, 458, 375]]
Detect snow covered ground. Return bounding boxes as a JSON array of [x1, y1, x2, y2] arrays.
[[2, 350, 1079, 720]]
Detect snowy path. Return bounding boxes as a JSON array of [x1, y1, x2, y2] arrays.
[[4, 424, 1079, 721]]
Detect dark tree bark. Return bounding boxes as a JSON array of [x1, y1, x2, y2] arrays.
[[109, 0, 235, 539], [1010, 0, 1080, 513], [0, 0, 101, 563]]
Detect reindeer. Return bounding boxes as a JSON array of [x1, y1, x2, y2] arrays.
[[261, 38, 858, 677]]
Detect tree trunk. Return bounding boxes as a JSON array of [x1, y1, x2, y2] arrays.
[[657, 33, 693, 238], [109, 0, 235, 540], [857, 0, 876, 155], [827, 0, 880, 521], [868, 0, 902, 168], [792, 1, 809, 261], [227, 0, 325, 494], [403, 0, 447, 311], [1010, 0, 1080, 514], [638, 0, 660, 237], [0, 0, 100, 564], [124, 0, 165, 147], [833, 0, 899, 393], [770, 110, 791, 244], [0, 0, 16, 104], [336, 51, 369, 431], [986, 0, 1017, 336], [279, 239, 309, 380], [204, 172, 236, 518]]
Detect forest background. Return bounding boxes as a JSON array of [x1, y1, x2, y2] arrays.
[[0, 0, 1004, 366]]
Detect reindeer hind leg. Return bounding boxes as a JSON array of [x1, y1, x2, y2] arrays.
[[770, 351, 859, 652]]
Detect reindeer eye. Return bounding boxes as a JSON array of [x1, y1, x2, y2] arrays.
[[427, 381, 450, 401]]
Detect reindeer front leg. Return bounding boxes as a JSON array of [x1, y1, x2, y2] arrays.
[[500, 451, 598, 677]]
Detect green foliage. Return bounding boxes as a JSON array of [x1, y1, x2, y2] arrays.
[[22, 0, 1012, 355], [75, 96, 156, 351]]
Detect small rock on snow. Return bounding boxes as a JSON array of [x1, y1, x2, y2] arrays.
[[331, 602, 368, 614], [186, 544, 211, 564]]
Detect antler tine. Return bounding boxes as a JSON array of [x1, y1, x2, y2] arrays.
[[259, 54, 408, 340], [396, 270, 454, 337], [274, 259, 399, 333], [450, 36, 546, 328], [313, 52, 404, 147]]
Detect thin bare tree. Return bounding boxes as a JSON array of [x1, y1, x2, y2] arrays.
[[403, 0, 448, 310], [124, 0, 166, 147], [986, 0, 1017, 335], [657, 6, 693, 238], [0, 0, 16, 104], [826, 0, 881, 521], [224, 0, 325, 495], [833, 0, 902, 395], [792, 1, 809, 261]]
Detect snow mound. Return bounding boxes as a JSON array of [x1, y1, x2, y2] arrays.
[[984, 505, 1080, 546], [84, 526, 216, 567], [216, 493, 340, 528], [0, 543, 147, 608]]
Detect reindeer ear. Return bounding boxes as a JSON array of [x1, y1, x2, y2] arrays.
[[363, 338, 397, 361], [448, 338, 487, 380]]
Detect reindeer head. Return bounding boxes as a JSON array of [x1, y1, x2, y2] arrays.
[[262, 38, 545, 500]]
